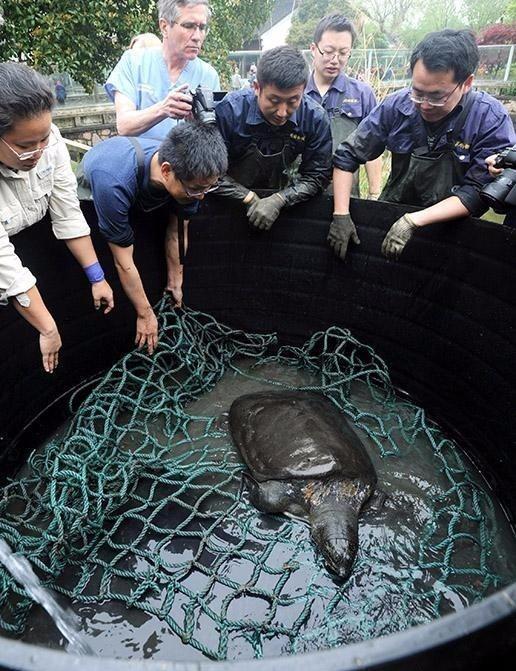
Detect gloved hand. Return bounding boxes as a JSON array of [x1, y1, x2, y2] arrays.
[[247, 193, 284, 230], [381, 213, 418, 260], [327, 214, 360, 261]]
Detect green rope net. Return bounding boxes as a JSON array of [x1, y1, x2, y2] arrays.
[[0, 301, 512, 659]]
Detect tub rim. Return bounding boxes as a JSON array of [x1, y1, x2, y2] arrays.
[[0, 582, 514, 671]]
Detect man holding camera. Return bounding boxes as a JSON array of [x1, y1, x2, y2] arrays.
[[214, 46, 332, 234], [83, 123, 227, 354], [105, 0, 219, 141], [332, 29, 516, 260]]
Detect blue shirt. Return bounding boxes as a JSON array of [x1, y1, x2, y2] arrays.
[[105, 47, 220, 141], [83, 136, 197, 246], [215, 88, 332, 204], [333, 87, 516, 214], [305, 72, 377, 123]]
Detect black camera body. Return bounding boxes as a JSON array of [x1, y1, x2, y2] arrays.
[[493, 146, 516, 168], [480, 146, 516, 211], [190, 85, 216, 124]]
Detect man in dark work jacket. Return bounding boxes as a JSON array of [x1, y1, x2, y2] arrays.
[[332, 29, 516, 261], [214, 45, 332, 236]]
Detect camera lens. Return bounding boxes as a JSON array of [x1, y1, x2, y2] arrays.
[[480, 168, 516, 208], [191, 86, 216, 125]]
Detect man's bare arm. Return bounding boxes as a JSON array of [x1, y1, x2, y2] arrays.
[[114, 88, 193, 136]]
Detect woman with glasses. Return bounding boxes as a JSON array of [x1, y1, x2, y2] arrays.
[[83, 122, 227, 355], [0, 61, 114, 374], [332, 29, 516, 261], [105, 0, 219, 141]]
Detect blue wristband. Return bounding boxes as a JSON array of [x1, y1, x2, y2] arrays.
[[83, 261, 105, 284]]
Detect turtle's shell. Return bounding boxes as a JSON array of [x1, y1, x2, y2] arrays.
[[228, 391, 374, 482]]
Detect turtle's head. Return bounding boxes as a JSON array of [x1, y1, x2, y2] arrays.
[[310, 504, 359, 580]]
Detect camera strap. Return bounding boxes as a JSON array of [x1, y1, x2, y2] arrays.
[[448, 90, 478, 144], [422, 90, 478, 152]]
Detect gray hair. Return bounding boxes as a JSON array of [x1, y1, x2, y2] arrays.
[[0, 62, 54, 136], [157, 0, 211, 24]]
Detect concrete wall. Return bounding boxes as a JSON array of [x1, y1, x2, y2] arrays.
[[52, 104, 117, 146]]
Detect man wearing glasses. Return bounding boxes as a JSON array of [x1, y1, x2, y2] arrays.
[[332, 29, 516, 260], [306, 14, 382, 215], [83, 123, 227, 354], [105, 0, 219, 141]]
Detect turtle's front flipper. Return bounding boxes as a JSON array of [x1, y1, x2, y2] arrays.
[[243, 472, 297, 514], [309, 502, 359, 580], [363, 488, 388, 512]]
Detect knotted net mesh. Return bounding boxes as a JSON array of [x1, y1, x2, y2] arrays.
[[0, 301, 511, 659]]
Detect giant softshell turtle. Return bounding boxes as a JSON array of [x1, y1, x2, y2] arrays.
[[228, 390, 378, 579]]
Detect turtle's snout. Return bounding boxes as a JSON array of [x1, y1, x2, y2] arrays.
[[310, 510, 359, 581], [322, 536, 357, 580]]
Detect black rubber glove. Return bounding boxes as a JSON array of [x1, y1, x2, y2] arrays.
[[328, 214, 360, 261], [247, 193, 284, 230], [381, 214, 418, 260]]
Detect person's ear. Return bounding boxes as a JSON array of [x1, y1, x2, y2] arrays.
[[462, 74, 474, 93], [310, 42, 317, 58], [161, 161, 172, 182], [159, 18, 168, 38], [253, 80, 260, 96]]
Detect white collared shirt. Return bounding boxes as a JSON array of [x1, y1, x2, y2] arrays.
[[0, 124, 90, 303]]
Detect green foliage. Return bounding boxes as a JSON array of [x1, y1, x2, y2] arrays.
[[508, 0, 516, 20], [287, 0, 355, 49], [398, 0, 510, 47], [354, 0, 421, 44], [204, 0, 274, 87], [0, 0, 156, 91], [399, 0, 465, 47], [462, 0, 509, 32], [0, 1, 273, 92]]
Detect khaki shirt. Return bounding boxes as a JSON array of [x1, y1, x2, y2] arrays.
[[0, 124, 90, 304]]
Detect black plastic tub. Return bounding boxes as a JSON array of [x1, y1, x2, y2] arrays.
[[0, 195, 515, 670]]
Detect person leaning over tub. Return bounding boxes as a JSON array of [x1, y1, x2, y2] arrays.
[[331, 29, 516, 261], [0, 62, 114, 374], [83, 122, 228, 355]]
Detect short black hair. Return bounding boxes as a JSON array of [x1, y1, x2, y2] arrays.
[[0, 61, 54, 136], [158, 121, 228, 181], [313, 14, 357, 45], [257, 46, 308, 89], [409, 29, 479, 83]]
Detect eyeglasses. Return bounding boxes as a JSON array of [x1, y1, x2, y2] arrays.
[[315, 44, 351, 61], [180, 179, 219, 197], [0, 135, 56, 161], [410, 82, 461, 107], [173, 21, 209, 34]]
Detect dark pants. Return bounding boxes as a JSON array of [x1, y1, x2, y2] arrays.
[[503, 208, 516, 227]]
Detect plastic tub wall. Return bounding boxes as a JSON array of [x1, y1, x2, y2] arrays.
[[0, 195, 514, 670]]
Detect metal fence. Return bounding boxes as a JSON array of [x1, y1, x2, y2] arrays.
[[229, 44, 516, 92]]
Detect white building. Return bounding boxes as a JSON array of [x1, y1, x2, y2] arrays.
[[260, 0, 297, 50]]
